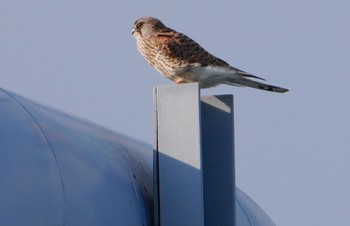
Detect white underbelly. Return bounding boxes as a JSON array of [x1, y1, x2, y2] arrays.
[[190, 66, 232, 88]]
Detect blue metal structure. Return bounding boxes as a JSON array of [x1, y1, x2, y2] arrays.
[[0, 87, 275, 226]]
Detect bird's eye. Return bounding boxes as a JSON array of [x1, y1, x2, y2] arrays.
[[136, 22, 144, 30]]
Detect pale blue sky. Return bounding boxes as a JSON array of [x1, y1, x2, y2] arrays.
[[1, 1, 349, 225]]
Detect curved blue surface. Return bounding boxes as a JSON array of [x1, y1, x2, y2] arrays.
[[0, 88, 152, 226], [0, 87, 275, 226]]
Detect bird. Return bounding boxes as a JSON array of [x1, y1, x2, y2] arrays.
[[132, 16, 288, 93]]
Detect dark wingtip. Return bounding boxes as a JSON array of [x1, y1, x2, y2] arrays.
[[237, 70, 266, 81]]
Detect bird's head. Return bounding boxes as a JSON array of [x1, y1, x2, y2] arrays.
[[132, 16, 166, 39]]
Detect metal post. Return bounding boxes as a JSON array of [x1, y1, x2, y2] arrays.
[[154, 83, 235, 226]]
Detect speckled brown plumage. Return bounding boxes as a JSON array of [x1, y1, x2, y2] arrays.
[[132, 16, 288, 93]]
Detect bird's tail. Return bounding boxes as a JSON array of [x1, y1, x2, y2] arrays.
[[226, 73, 289, 93]]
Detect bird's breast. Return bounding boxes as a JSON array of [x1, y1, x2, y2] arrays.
[[137, 39, 176, 77]]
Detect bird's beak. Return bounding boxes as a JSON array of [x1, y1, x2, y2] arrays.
[[131, 28, 135, 36]]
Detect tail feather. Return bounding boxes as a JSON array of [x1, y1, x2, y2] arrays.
[[226, 77, 289, 93]]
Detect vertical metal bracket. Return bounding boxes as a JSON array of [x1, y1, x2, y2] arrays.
[[154, 83, 235, 226]]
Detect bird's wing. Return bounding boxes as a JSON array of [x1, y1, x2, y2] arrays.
[[155, 31, 231, 67], [155, 31, 266, 81]]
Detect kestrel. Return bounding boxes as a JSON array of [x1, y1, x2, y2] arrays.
[[132, 16, 288, 93]]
